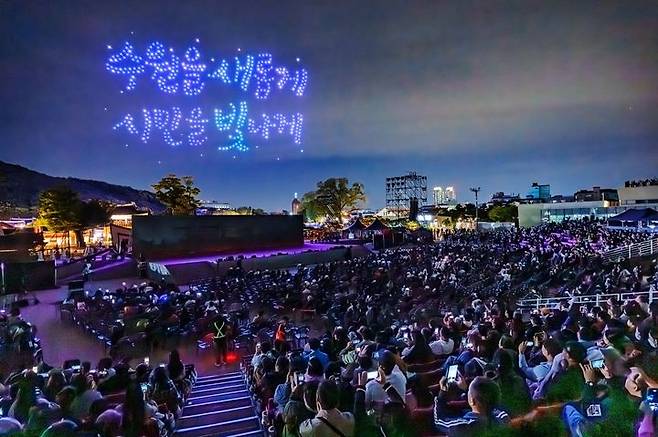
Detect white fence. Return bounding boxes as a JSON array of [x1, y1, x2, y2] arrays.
[[602, 237, 658, 263], [517, 289, 656, 310]]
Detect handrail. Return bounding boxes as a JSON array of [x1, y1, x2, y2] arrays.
[[601, 237, 658, 263], [517, 289, 655, 309]]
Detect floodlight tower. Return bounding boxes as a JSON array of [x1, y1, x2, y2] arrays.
[[470, 186, 481, 230]]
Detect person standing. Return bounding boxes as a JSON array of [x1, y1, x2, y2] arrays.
[[213, 317, 228, 367], [82, 262, 92, 282]]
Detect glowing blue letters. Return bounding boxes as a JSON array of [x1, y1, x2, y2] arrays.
[[113, 104, 304, 152], [107, 39, 307, 152], [106, 41, 308, 98]]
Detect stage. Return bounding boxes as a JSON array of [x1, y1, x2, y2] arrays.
[[158, 243, 342, 266], [153, 243, 366, 285]]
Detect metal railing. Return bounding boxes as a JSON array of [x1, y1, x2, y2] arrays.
[[517, 289, 655, 310], [602, 237, 658, 263]]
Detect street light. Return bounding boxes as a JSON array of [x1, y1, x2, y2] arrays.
[[470, 187, 481, 230]]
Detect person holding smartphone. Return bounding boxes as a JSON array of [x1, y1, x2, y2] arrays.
[[561, 360, 640, 437], [434, 376, 510, 435], [299, 380, 354, 437], [430, 326, 455, 356], [364, 351, 406, 411], [518, 337, 561, 383]]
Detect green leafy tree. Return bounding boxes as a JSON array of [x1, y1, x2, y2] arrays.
[[488, 204, 518, 222], [301, 178, 366, 224], [38, 188, 112, 248], [152, 174, 201, 215], [300, 191, 323, 222], [38, 186, 82, 233]]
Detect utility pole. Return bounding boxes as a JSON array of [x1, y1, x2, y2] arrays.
[[470, 187, 481, 231]]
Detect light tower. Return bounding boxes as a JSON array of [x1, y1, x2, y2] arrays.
[[469, 186, 481, 230]]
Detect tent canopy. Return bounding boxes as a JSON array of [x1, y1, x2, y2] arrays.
[[609, 208, 658, 222], [343, 219, 367, 231], [365, 218, 390, 231]]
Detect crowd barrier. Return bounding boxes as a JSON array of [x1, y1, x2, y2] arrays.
[[601, 237, 658, 263], [517, 289, 656, 310]]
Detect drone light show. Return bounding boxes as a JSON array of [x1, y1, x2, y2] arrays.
[[106, 39, 308, 153]]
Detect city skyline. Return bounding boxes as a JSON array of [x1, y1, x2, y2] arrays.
[[1, 0, 657, 210]]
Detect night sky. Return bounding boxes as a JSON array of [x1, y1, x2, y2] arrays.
[[1, 0, 657, 211]]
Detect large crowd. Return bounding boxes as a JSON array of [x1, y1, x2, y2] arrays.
[[241, 221, 657, 437], [1, 219, 657, 436], [0, 333, 196, 437]]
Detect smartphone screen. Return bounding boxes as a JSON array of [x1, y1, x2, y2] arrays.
[[367, 370, 378, 380], [447, 365, 458, 382], [140, 383, 148, 394], [296, 373, 305, 384], [526, 341, 534, 347], [645, 388, 658, 409], [144, 357, 150, 366], [590, 359, 604, 369], [31, 366, 38, 373], [71, 365, 81, 371]]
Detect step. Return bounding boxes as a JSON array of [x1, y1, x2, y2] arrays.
[[195, 375, 244, 387], [182, 396, 252, 416], [175, 415, 260, 437], [196, 371, 241, 381], [222, 430, 263, 437], [195, 429, 263, 437], [190, 383, 246, 395], [187, 390, 251, 404], [178, 404, 255, 429]]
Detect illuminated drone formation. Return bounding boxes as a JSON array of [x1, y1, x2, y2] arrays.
[[106, 39, 308, 152]]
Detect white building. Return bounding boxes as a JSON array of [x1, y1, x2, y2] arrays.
[[433, 186, 457, 205]]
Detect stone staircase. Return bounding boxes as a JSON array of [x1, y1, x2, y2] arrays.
[[174, 371, 262, 437]]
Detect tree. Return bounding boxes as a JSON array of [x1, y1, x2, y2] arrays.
[[300, 191, 323, 222], [152, 174, 201, 215], [38, 187, 112, 248], [71, 200, 112, 248], [301, 178, 366, 224], [488, 204, 518, 222], [38, 186, 82, 233]]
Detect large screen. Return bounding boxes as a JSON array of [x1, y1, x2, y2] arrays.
[[132, 215, 303, 259]]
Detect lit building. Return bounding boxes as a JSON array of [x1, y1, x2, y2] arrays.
[[291, 193, 301, 215], [573, 186, 618, 202], [618, 179, 658, 204], [490, 192, 521, 205], [527, 182, 551, 202], [197, 200, 232, 215], [433, 186, 457, 205], [518, 179, 658, 228], [109, 202, 149, 228], [350, 209, 376, 218]]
